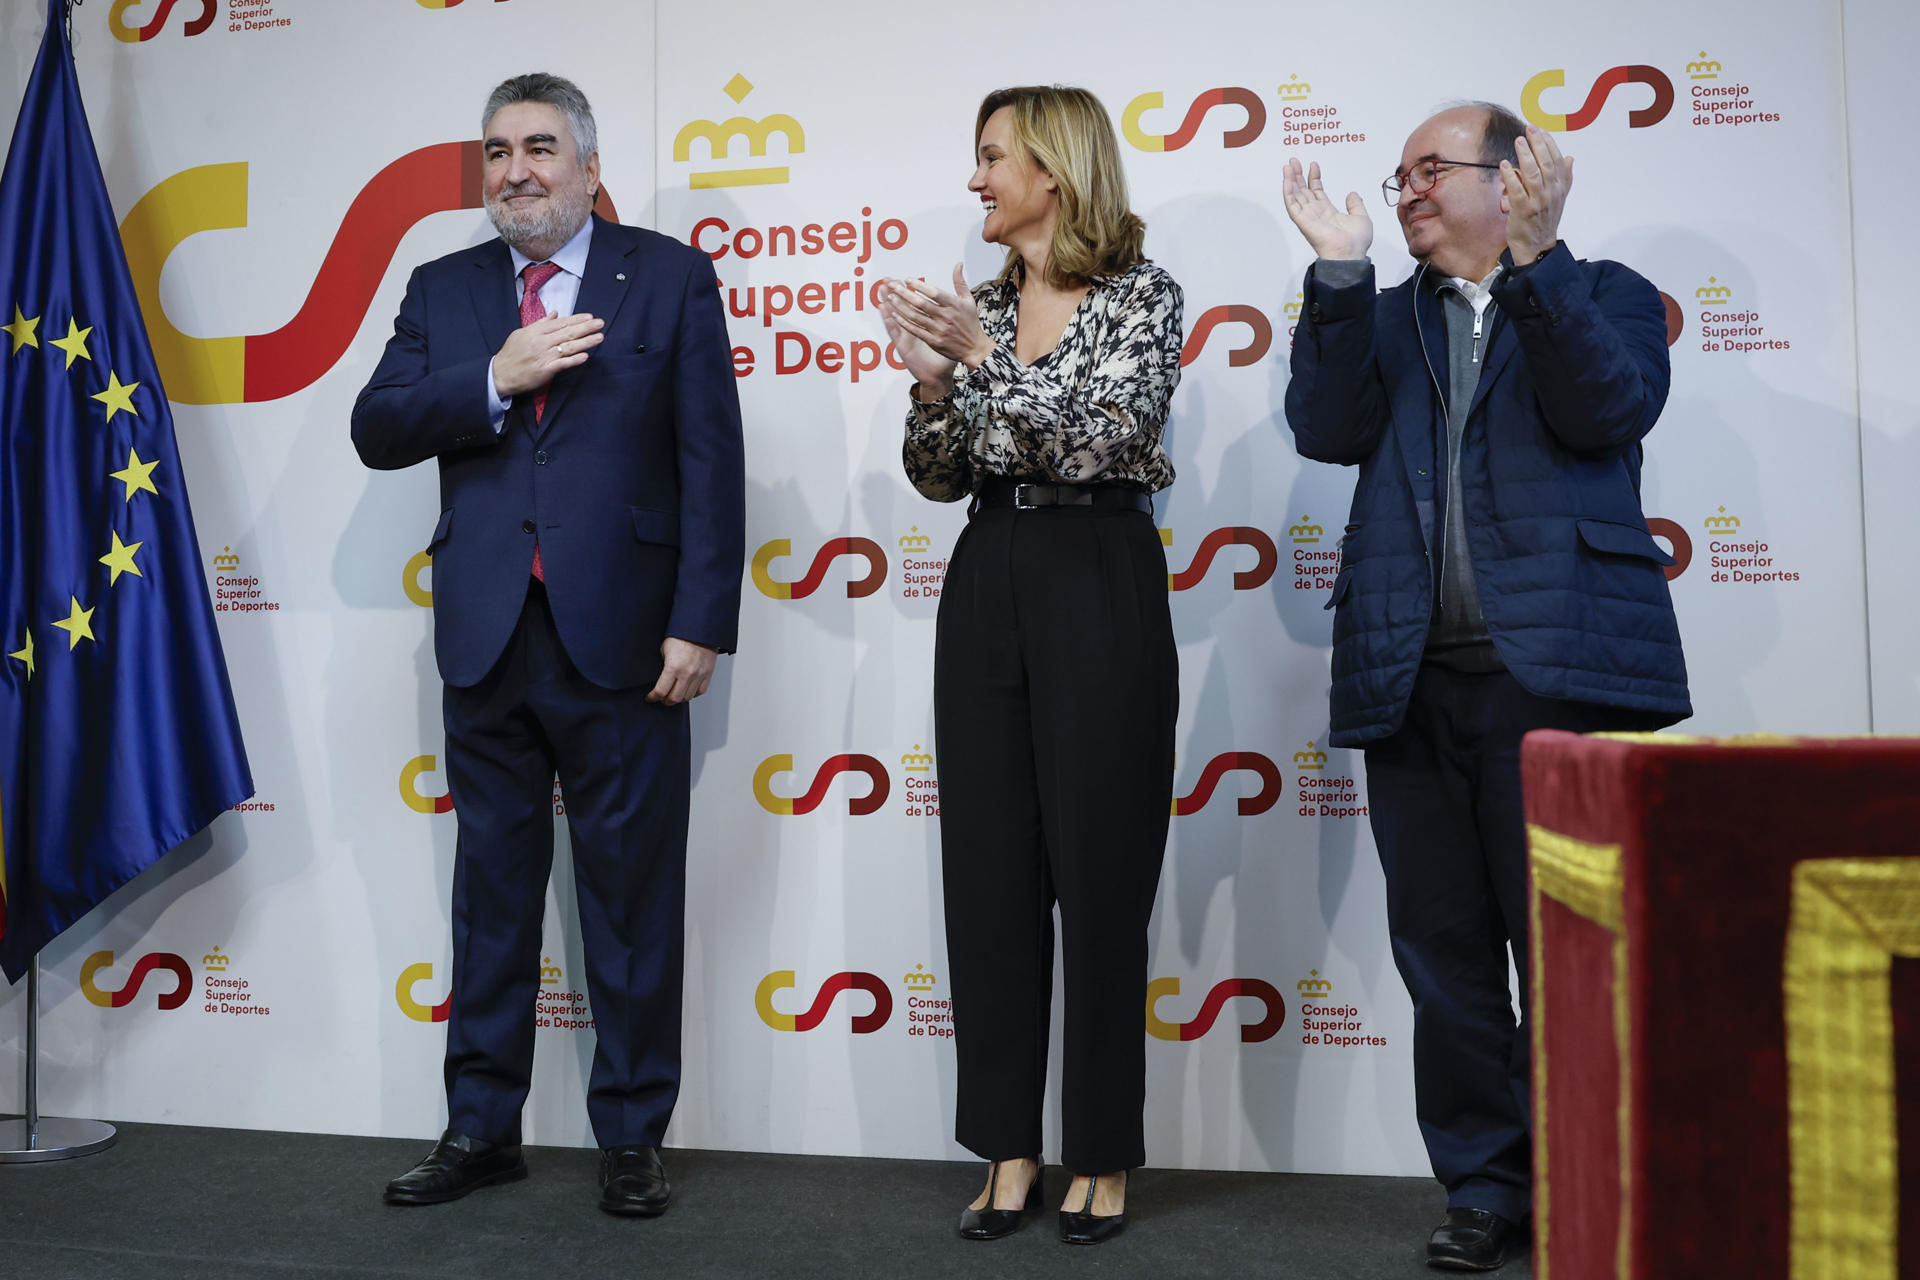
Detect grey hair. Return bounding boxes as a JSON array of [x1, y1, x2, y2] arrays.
[[482, 73, 598, 163]]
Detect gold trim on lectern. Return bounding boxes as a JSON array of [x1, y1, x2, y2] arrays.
[[1783, 857, 1920, 1280], [1527, 824, 1630, 1280]]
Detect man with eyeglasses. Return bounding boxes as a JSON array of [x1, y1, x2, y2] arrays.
[[1280, 103, 1689, 1270]]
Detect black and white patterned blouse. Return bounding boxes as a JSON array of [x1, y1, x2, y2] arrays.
[[902, 261, 1183, 501]]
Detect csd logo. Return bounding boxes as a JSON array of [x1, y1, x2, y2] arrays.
[[404, 552, 434, 607], [755, 970, 892, 1033], [1522, 65, 1676, 131], [1161, 528, 1278, 591], [395, 962, 452, 1023], [1122, 88, 1266, 152], [400, 756, 454, 814], [752, 755, 890, 816], [417, 0, 512, 8], [1181, 305, 1273, 368], [118, 146, 616, 405], [1146, 977, 1286, 1042], [1173, 752, 1284, 816], [1646, 517, 1692, 582], [110, 0, 216, 42], [750, 538, 887, 599], [80, 951, 193, 1010]]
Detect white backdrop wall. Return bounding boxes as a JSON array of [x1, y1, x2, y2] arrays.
[[0, 0, 1901, 1176]]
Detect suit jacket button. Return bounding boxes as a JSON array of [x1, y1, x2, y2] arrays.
[[522, 519, 536, 534], [535, 450, 549, 465]]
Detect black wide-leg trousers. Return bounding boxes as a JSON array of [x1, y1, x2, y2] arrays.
[[933, 502, 1178, 1174]]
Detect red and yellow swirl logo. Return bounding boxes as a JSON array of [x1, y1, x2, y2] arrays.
[[1161, 527, 1278, 591], [109, 0, 216, 41], [1647, 517, 1692, 581], [396, 962, 452, 1023], [752, 754, 889, 816], [1522, 65, 1676, 131], [117, 145, 616, 405], [755, 970, 892, 1033], [1181, 304, 1273, 367], [1146, 977, 1285, 1041], [1172, 752, 1284, 816], [1122, 88, 1266, 151], [400, 755, 454, 814], [749, 538, 886, 599], [80, 950, 194, 1009]]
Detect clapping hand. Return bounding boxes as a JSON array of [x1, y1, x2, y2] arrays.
[[1500, 124, 1573, 265], [877, 265, 995, 400], [1282, 157, 1372, 260]]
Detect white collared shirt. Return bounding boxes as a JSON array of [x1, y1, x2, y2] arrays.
[[1439, 265, 1503, 318], [486, 216, 595, 427]]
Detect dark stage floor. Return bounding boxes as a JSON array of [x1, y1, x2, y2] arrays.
[[0, 1120, 1533, 1278]]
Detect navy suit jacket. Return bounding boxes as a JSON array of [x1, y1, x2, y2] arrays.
[[353, 216, 745, 690]]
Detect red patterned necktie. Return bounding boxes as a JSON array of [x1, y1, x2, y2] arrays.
[[519, 260, 561, 581]]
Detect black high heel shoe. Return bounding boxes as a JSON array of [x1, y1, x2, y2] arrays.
[[957, 1159, 1044, 1240], [1059, 1170, 1127, 1245]]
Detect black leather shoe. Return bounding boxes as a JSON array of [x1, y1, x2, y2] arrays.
[[598, 1145, 672, 1217], [383, 1129, 527, 1205], [1058, 1171, 1126, 1245], [957, 1159, 1044, 1240], [1427, 1208, 1525, 1270]]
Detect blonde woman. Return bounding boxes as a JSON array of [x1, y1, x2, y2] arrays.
[[876, 85, 1182, 1246]]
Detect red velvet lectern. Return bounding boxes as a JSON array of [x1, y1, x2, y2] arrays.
[[1523, 731, 1920, 1279]]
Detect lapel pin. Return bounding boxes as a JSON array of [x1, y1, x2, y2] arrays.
[[616, 272, 627, 281]]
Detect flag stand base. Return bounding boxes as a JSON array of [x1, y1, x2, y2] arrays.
[[0, 1116, 115, 1163], [3, 958, 118, 1162]]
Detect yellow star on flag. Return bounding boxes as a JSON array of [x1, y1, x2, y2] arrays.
[[100, 530, 145, 585], [91, 370, 139, 423], [3, 304, 38, 354], [50, 317, 93, 369], [110, 447, 160, 502], [7, 628, 33, 679], [52, 596, 96, 650]]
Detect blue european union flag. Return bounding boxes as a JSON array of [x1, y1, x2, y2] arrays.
[[0, 1, 252, 982]]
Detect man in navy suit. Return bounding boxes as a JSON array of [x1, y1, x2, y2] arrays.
[[354, 72, 744, 1216]]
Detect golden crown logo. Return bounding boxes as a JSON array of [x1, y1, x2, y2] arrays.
[[1279, 74, 1312, 100], [898, 525, 932, 552], [540, 955, 562, 986], [901, 744, 933, 771], [1695, 276, 1732, 305], [1703, 505, 1741, 533], [202, 946, 230, 971], [212, 546, 240, 571], [1293, 742, 1328, 770], [1289, 515, 1323, 543], [1688, 51, 1723, 80], [1283, 291, 1303, 321], [674, 74, 804, 190], [903, 964, 938, 992], [1297, 968, 1332, 998]]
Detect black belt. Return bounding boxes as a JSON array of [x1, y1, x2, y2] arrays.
[[973, 477, 1152, 513]]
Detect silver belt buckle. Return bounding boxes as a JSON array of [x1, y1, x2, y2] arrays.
[[1014, 483, 1044, 509]]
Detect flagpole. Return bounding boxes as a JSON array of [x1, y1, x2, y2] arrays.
[[0, 959, 116, 1162]]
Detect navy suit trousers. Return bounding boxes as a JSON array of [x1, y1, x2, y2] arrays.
[[1363, 663, 1652, 1223], [440, 580, 690, 1149]]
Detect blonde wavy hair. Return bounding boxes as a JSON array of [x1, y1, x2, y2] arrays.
[[974, 86, 1146, 289]]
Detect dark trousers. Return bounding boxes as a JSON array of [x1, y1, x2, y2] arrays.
[[1363, 663, 1650, 1222], [440, 580, 690, 1149], [933, 503, 1177, 1174]]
